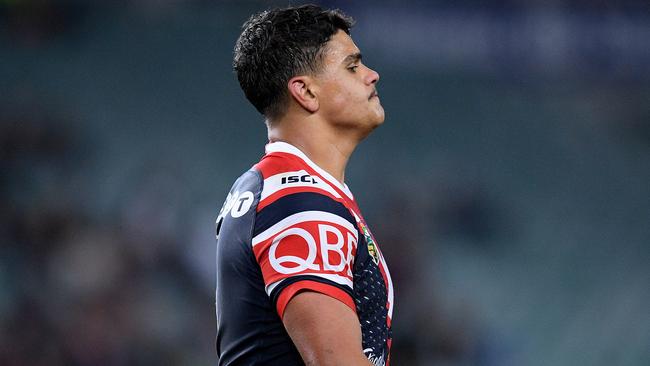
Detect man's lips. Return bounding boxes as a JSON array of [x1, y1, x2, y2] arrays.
[[369, 90, 379, 100]]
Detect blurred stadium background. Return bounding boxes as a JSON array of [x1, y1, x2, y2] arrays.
[[1, 0, 649, 365]]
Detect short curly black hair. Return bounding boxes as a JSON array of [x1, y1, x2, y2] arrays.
[[233, 4, 354, 120]]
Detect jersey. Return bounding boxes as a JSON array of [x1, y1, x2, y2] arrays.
[[215, 141, 394, 366]]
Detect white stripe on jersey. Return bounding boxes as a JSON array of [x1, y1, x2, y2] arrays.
[[265, 273, 353, 296], [252, 211, 358, 247], [378, 252, 394, 320], [260, 170, 342, 202], [265, 279, 285, 296], [265, 142, 354, 200]]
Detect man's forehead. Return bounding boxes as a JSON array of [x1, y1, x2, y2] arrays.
[[324, 31, 360, 62]]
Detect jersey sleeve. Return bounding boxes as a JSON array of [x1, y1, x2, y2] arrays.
[[252, 190, 359, 318]]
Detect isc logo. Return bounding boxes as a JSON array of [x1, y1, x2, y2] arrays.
[[281, 174, 319, 185]]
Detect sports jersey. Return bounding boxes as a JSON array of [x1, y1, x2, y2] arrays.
[[215, 141, 394, 366]]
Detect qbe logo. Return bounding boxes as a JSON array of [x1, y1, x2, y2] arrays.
[[268, 224, 357, 276]]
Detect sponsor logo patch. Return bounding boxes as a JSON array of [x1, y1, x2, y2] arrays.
[[217, 190, 254, 221], [281, 174, 319, 185], [359, 221, 379, 265], [252, 211, 359, 287]]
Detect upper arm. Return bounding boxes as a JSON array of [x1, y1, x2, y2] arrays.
[[283, 291, 371, 366], [250, 167, 367, 363]]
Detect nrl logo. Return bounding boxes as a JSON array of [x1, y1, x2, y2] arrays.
[[359, 221, 379, 265]]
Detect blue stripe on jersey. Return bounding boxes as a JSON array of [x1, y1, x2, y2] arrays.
[[254, 192, 356, 238]]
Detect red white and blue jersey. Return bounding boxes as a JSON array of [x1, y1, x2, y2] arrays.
[[215, 142, 394, 366]]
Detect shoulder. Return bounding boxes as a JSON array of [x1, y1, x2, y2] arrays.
[[220, 153, 361, 319], [217, 169, 263, 225]]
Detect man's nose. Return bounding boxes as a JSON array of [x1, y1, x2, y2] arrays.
[[366, 67, 380, 85]]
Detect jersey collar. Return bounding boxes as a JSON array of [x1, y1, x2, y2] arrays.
[[265, 141, 355, 201]]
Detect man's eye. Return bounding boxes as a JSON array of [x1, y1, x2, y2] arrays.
[[348, 65, 359, 72]]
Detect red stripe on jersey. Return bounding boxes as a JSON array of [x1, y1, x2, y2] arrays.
[[276, 280, 356, 319], [255, 154, 305, 179], [253, 219, 357, 287]]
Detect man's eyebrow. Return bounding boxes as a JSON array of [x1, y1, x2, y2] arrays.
[[342, 52, 362, 64]]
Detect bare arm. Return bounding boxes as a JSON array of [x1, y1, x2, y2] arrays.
[[283, 291, 372, 366]]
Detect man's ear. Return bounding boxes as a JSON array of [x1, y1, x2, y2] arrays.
[[287, 76, 319, 113]]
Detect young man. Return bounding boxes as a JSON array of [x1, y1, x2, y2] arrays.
[[215, 5, 393, 365]]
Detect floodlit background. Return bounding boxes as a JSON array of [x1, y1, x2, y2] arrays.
[[1, 1, 649, 365]]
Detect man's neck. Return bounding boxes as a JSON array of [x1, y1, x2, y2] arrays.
[[267, 114, 359, 185]]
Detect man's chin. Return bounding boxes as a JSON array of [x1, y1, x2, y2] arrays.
[[373, 107, 385, 126], [362, 114, 384, 137]]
